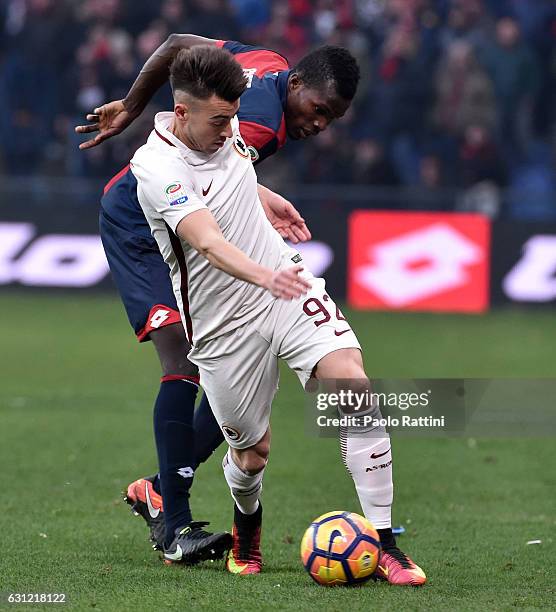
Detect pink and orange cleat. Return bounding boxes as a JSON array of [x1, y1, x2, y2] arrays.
[[225, 504, 263, 575], [374, 546, 427, 586]]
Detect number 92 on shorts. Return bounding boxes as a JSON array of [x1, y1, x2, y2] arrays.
[[188, 275, 361, 449]]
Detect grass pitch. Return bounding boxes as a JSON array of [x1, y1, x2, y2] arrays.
[[0, 293, 555, 611]]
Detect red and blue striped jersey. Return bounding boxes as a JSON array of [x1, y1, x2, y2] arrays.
[[216, 40, 290, 164], [101, 41, 291, 228]]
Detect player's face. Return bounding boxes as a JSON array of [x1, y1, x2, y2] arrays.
[[286, 76, 350, 140], [178, 95, 240, 154]]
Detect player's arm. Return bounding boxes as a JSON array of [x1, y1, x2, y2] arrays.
[[123, 34, 219, 117], [257, 184, 311, 244], [75, 34, 218, 150], [176, 209, 311, 300]]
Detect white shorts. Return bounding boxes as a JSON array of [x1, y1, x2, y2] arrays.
[[188, 276, 361, 449]]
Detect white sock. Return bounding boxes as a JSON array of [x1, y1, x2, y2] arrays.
[[222, 449, 264, 515], [340, 429, 393, 529]]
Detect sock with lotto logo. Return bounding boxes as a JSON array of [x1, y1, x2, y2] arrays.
[[151, 393, 224, 495], [153, 378, 197, 548], [340, 428, 393, 530]]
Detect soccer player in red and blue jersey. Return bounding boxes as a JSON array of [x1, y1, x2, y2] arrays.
[[77, 35, 425, 585]]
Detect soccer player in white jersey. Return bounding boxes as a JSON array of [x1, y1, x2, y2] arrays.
[[132, 45, 426, 585]]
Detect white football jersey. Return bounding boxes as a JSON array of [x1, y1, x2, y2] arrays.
[[131, 112, 297, 345]]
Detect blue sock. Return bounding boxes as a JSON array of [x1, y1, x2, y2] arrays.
[[193, 393, 225, 467], [153, 378, 197, 548], [152, 393, 224, 490]]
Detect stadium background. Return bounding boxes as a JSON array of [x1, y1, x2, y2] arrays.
[[1, 1, 555, 610]]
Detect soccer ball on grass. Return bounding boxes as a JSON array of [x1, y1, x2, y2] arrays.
[[300, 511, 381, 586]]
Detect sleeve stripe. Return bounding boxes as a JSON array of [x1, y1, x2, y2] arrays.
[[277, 116, 287, 148], [239, 120, 278, 150], [103, 164, 130, 194]]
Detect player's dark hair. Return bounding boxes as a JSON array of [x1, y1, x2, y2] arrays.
[[170, 46, 247, 102], [294, 45, 360, 101]]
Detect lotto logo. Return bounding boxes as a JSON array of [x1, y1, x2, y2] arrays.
[[503, 236, 556, 302], [150, 309, 170, 328], [0, 222, 109, 287], [348, 212, 490, 313], [177, 467, 194, 479]]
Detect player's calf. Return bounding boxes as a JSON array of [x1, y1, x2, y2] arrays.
[[150, 325, 201, 547], [222, 431, 269, 574]]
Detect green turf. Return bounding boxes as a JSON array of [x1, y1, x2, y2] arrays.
[[0, 294, 555, 611]]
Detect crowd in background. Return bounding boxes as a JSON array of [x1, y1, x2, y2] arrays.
[[0, 0, 555, 219]]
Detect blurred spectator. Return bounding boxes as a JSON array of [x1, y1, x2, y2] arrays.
[[136, 20, 170, 61], [371, 25, 431, 183], [478, 16, 541, 157], [438, 0, 491, 51], [411, 152, 459, 210], [351, 137, 400, 186], [432, 40, 497, 136], [0, 0, 553, 220], [187, 0, 241, 41], [453, 123, 506, 217], [159, 0, 189, 31], [297, 126, 352, 184], [457, 124, 506, 188], [229, 0, 270, 32], [258, 3, 309, 64]]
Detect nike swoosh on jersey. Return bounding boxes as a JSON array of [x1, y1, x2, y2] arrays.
[[164, 544, 183, 561], [334, 329, 350, 336], [145, 483, 161, 518], [371, 448, 391, 459], [202, 180, 213, 196]]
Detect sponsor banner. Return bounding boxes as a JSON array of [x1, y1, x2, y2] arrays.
[[0, 199, 112, 290], [491, 223, 556, 305], [348, 211, 490, 313], [0, 199, 347, 295]]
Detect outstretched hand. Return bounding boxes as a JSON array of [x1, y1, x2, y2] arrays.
[[259, 187, 312, 244], [74, 100, 137, 150]]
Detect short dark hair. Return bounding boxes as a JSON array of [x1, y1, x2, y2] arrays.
[[170, 46, 247, 102], [294, 45, 360, 101]]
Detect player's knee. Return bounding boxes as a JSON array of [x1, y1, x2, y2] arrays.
[[316, 348, 366, 380], [150, 325, 196, 377], [341, 350, 366, 379], [232, 439, 270, 475], [160, 358, 198, 379]]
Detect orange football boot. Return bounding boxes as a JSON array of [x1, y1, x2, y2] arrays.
[[124, 475, 165, 550], [374, 547, 427, 586], [225, 504, 263, 575]]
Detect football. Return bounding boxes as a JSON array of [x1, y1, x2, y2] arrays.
[[300, 511, 381, 586]]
